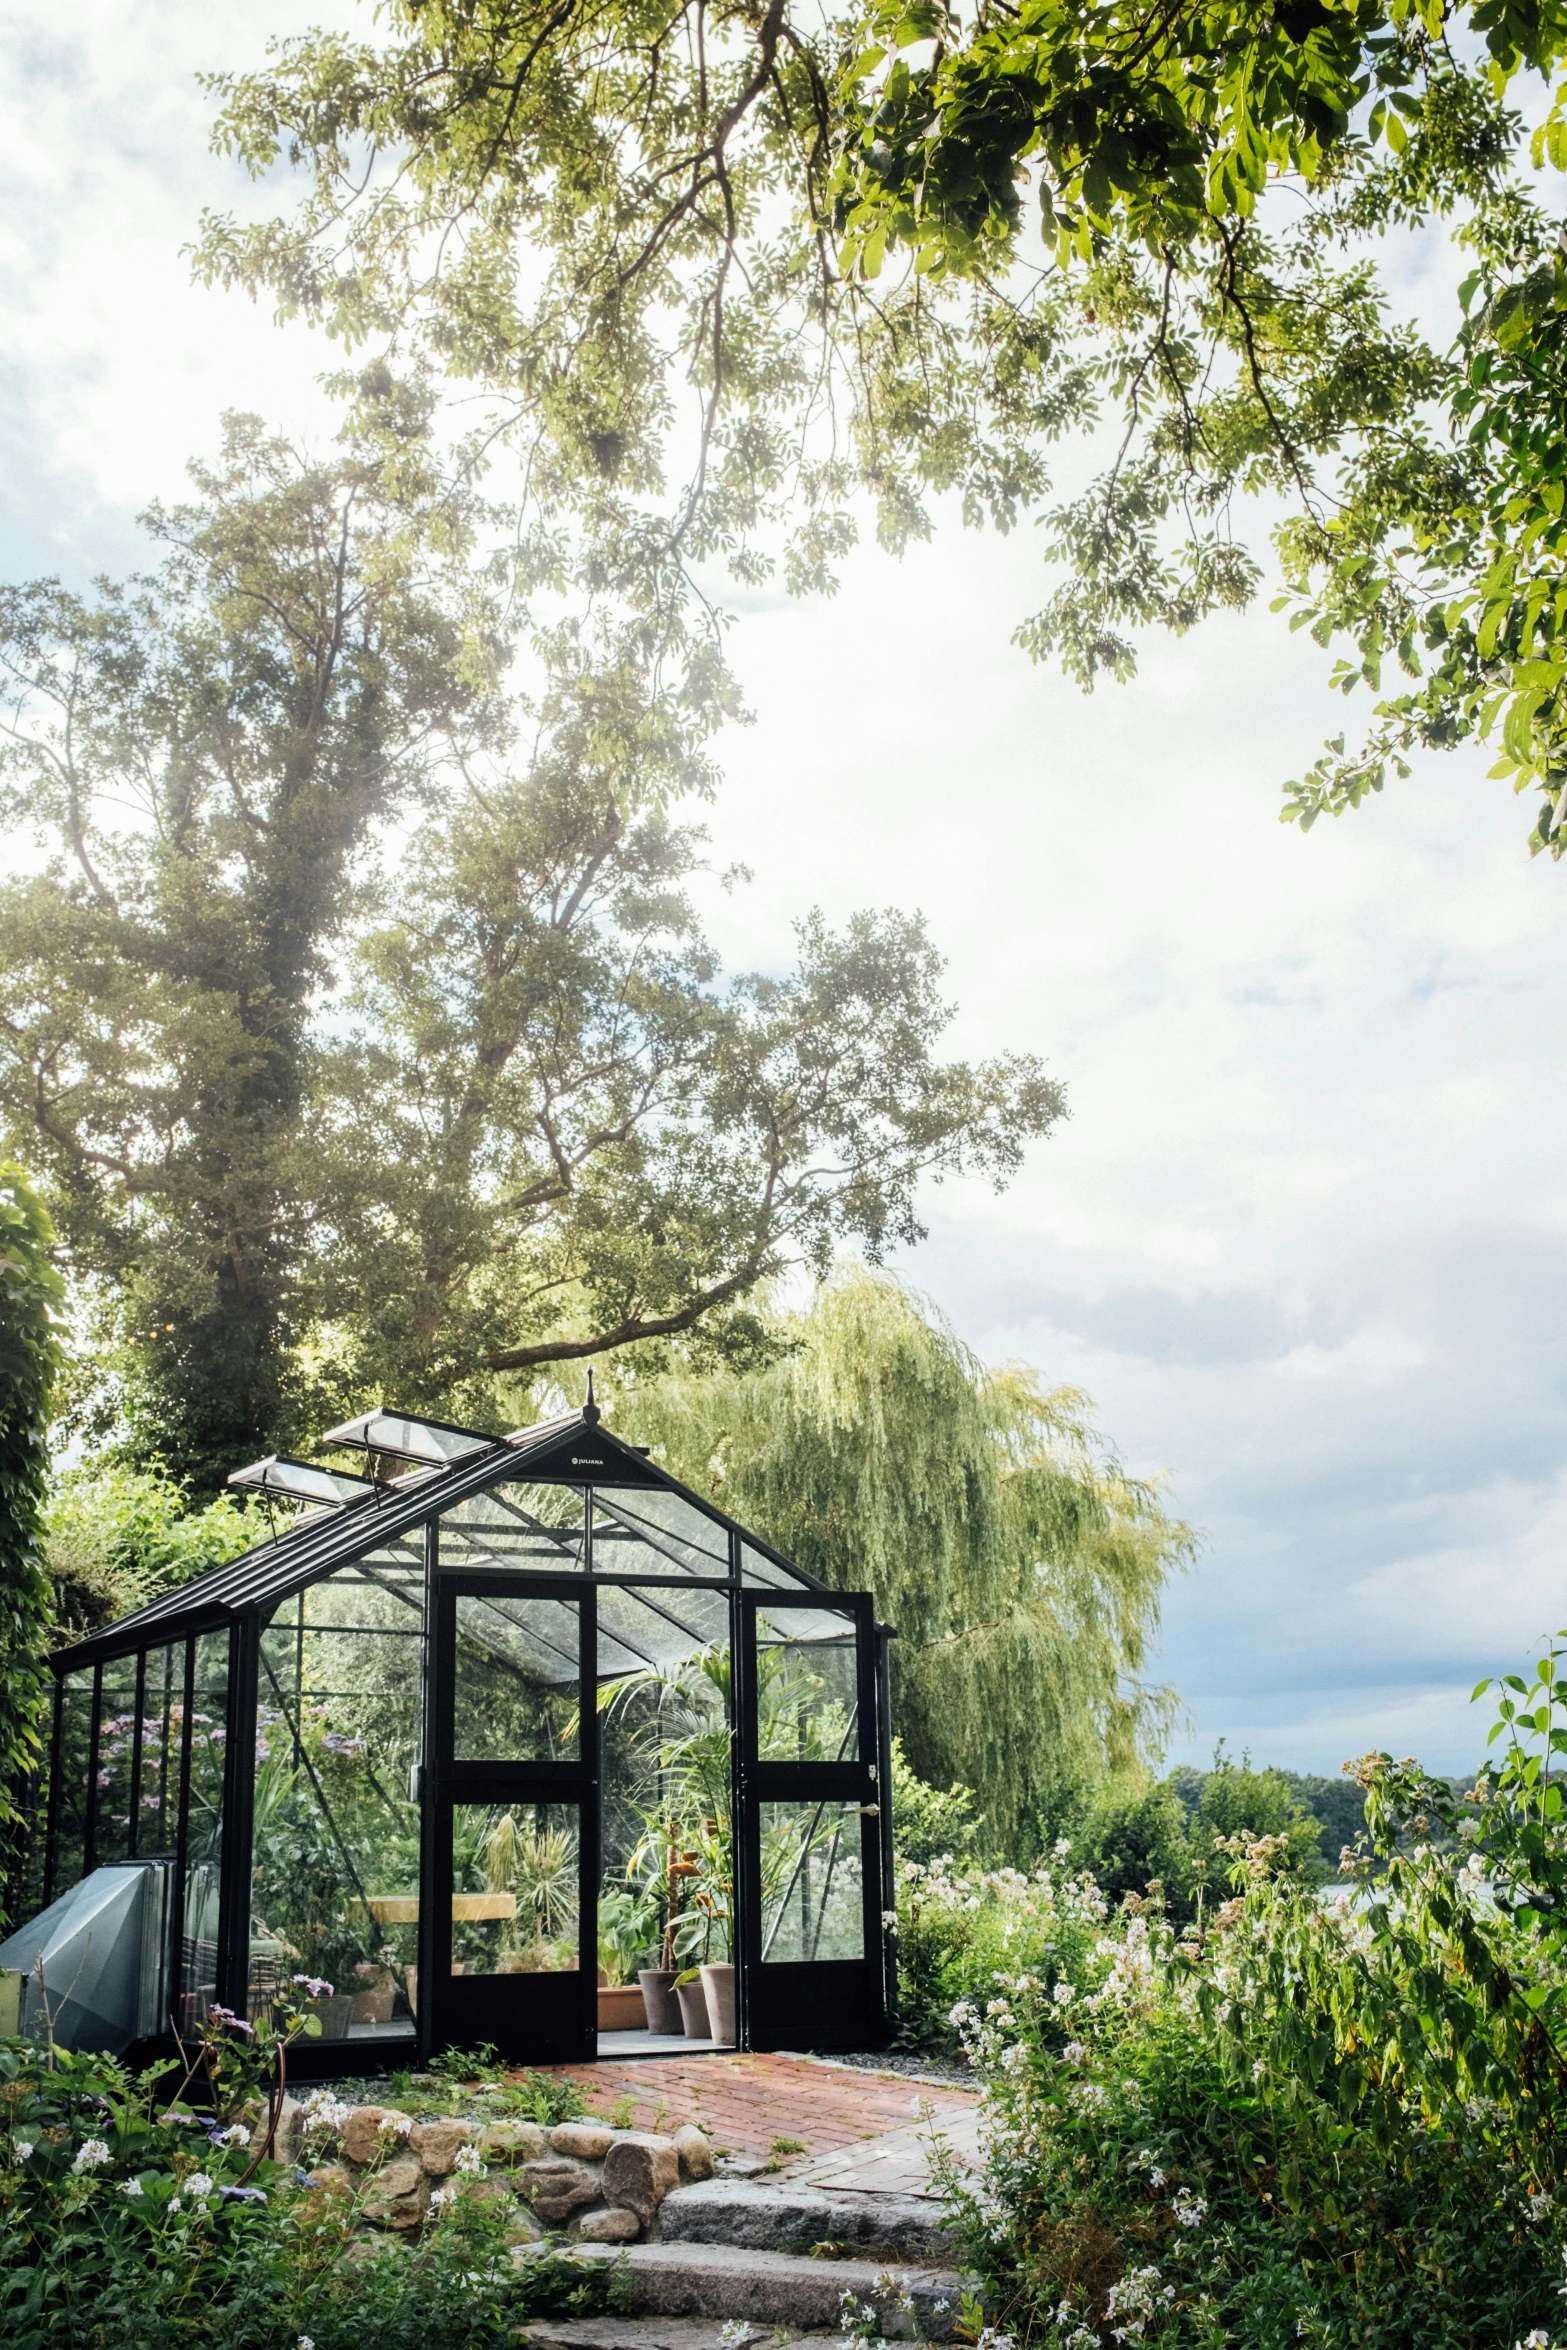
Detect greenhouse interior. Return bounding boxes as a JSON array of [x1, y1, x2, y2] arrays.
[[0, 1402, 896, 2072]]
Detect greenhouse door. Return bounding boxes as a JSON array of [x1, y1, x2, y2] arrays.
[[736, 1591, 890, 2052], [424, 1576, 597, 2065]]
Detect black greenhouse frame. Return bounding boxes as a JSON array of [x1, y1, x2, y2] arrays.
[[41, 1403, 898, 2077]]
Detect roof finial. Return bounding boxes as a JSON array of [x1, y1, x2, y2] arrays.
[[583, 1368, 602, 1427]]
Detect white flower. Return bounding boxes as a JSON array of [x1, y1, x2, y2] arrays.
[[453, 2144, 485, 2176], [1150, 2169, 1166, 2188], [719, 2324, 753, 2346], [1172, 2187, 1208, 2228], [14, 2142, 33, 2162], [121, 2176, 145, 2198], [428, 2186, 455, 2213], [297, 2338, 316, 2350], [1053, 1838, 1072, 1857], [1062, 2040, 1088, 2064], [73, 2139, 111, 2172], [1530, 2190, 1555, 2222], [185, 2172, 214, 2197], [218, 2124, 250, 2146], [378, 2112, 414, 2139], [1052, 1983, 1075, 2007], [168, 2198, 181, 2214], [1518, 2334, 1550, 2349]]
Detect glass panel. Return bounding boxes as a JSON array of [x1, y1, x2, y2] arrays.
[[93, 1656, 138, 1865], [740, 1540, 803, 1591], [136, 1645, 179, 1856], [597, 1593, 733, 1977], [592, 1490, 729, 1579], [249, 1564, 423, 2041], [451, 1800, 579, 1976], [52, 1671, 94, 1900], [453, 1592, 580, 1761], [439, 1484, 586, 1572], [179, 1632, 228, 2034], [754, 1607, 861, 1762], [759, 1800, 866, 1962]]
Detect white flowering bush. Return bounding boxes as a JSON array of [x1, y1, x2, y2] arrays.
[[928, 1645, 1567, 2349], [895, 1850, 1112, 2050], [0, 2038, 631, 2347]]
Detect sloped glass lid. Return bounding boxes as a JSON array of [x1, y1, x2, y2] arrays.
[[227, 1456, 382, 1508]]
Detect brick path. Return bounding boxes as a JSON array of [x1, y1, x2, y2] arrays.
[[529, 2052, 977, 2166]]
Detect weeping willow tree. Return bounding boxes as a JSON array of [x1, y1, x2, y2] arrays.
[[607, 1269, 1195, 1860]]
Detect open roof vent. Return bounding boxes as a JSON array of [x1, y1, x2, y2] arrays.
[[322, 1409, 498, 1468], [226, 1455, 383, 1510]]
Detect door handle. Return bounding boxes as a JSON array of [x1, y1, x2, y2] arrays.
[[857, 1803, 880, 1818]]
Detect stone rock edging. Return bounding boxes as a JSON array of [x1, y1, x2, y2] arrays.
[[271, 2097, 715, 2244]]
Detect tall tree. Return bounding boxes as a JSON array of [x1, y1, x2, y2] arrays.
[[0, 1164, 63, 1927], [199, 0, 1567, 854], [0, 404, 499, 1486], [0, 416, 1062, 1480], [611, 1267, 1192, 1856]]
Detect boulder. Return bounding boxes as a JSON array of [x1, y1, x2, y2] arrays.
[[550, 2120, 615, 2160], [576, 2204, 641, 2244], [342, 2106, 408, 2167], [360, 2157, 426, 2230], [478, 2119, 548, 2164], [521, 2157, 604, 2223], [300, 2162, 353, 2195], [505, 2207, 546, 2246], [672, 2124, 715, 2182], [249, 2094, 303, 2160], [410, 2118, 473, 2177], [601, 2131, 680, 2224]]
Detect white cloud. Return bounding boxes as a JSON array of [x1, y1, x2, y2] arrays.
[[1, 0, 1563, 1778]]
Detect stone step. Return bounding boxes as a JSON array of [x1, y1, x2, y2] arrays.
[[532, 2241, 970, 2339], [655, 2177, 958, 2264], [519, 2325, 840, 2350]]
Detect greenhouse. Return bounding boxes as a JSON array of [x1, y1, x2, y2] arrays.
[[7, 1400, 895, 2075]]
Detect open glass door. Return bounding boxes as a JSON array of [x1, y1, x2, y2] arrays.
[[424, 1577, 597, 2063], [736, 1591, 888, 2052]]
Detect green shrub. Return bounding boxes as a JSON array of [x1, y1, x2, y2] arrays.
[[43, 1459, 258, 1644], [925, 1652, 1567, 2347], [1076, 1780, 1196, 1920], [890, 1739, 981, 1869]]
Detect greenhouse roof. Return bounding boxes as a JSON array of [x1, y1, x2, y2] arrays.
[[54, 1404, 824, 1672]]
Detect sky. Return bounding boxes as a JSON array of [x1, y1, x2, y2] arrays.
[[2, 0, 1564, 1779]]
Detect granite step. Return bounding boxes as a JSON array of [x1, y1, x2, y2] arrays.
[[519, 2326, 837, 2350], [655, 2177, 959, 2263], [527, 2241, 970, 2338]]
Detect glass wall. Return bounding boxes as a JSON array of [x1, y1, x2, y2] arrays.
[[179, 1632, 228, 2033], [92, 1654, 138, 1867], [135, 1644, 179, 1858], [248, 1549, 422, 2043], [439, 1484, 585, 1572], [50, 1669, 95, 1901]]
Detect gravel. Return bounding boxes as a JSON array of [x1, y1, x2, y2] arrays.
[[786, 2049, 976, 2089]]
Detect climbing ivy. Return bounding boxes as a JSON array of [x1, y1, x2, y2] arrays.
[[0, 1163, 63, 1923]]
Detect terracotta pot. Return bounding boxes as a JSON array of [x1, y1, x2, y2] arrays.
[[405, 1966, 418, 2015], [699, 1962, 736, 2046], [674, 1975, 711, 2039], [350, 1987, 396, 2025], [638, 1968, 682, 2034], [597, 1984, 648, 2031]]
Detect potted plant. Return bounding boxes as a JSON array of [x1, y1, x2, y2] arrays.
[[673, 1965, 711, 2037]]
